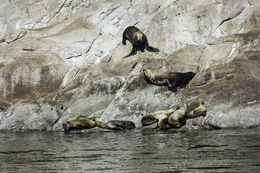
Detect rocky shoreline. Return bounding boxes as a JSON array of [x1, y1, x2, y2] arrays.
[[0, 0, 259, 131]]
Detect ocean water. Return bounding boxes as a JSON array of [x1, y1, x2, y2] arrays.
[[0, 129, 259, 173]]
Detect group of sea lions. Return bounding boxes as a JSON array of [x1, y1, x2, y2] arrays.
[[62, 26, 202, 132], [122, 26, 196, 91], [141, 99, 207, 129], [63, 99, 206, 132], [63, 116, 135, 132]]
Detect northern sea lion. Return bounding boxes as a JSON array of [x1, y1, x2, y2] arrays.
[[168, 105, 187, 128], [96, 120, 135, 130], [157, 115, 172, 129], [122, 26, 159, 58], [141, 115, 158, 126], [143, 69, 196, 92], [141, 106, 179, 126], [185, 99, 207, 118], [63, 116, 96, 132]]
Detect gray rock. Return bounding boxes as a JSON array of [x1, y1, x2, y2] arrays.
[[0, 0, 259, 131]]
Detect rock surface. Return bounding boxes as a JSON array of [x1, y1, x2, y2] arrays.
[[0, 0, 259, 131]]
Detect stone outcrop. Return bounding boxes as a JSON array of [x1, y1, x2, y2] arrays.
[[0, 0, 259, 131]]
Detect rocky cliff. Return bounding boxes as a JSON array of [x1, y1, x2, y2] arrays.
[[0, 0, 259, 131]]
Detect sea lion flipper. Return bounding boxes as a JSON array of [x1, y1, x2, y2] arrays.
[[164, 79, 177, 92], [145, 44, 159, 52], [168, 86, 177, 92], [123, 47, 137, 58]]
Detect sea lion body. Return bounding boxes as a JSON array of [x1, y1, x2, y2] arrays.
[[122, 26, 159, 58], [63, 116, 96, 132], [185, 99, 207, 118], [158, 115, 172, 129], [168, 105, 187, 128], [144, 69, 196, 92], [96, 120, 135, 130]]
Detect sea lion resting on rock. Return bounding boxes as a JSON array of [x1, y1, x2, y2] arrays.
[[168, 105, 187, 128], [185, 99, 207, 118], [122, 26, 159, 58], [96, 120, 135, 130], [143, 69, 196, 92], [141, 99, 207, 129], [63, 116, 96, 132], [157, 114, 172, 129], [63, 116, 136, 132]]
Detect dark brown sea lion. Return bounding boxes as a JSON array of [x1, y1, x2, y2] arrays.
[[141, 115, 158, 126], [122, 26, 159, 58], [185, 99, 207, 118], [96, 120, 135, 130], [63, 116, 96, 132], [143, 69, 196, 92]]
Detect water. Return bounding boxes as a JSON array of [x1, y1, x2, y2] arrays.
[[0, 129, 259, 173]]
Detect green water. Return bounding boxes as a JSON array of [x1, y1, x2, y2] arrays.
[[0, 129, 259, 173]]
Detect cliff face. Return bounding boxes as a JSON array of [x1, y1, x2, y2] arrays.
[[0, 0, 259, 131]]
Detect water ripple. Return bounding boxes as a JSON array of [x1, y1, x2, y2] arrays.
[[0, 129, 259, 172]]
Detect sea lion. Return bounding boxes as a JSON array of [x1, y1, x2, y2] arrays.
[[122, 26, 159, 58], [141, 106, 179, 126], [96, 120, 135, 130], [141, 115, 158, 126], [185, 99, 207, 118], [63, 116, 96, 132], [168, 105, 187, 128], [157, 115, 172, 129], [143, 69, 196, 92]]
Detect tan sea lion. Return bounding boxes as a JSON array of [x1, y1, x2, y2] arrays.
[[96, 120, 135, 130], [185, 99, 207, 118], [143, 69, 196, 92], [168, 105, 187, 128], [157, 115, 172, 129], [122, 26, 159, 58], [63, 116, 96, 132], [141, 106, 179, 126]]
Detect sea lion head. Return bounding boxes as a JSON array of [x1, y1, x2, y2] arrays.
[[136, 31, 143, 41], [134, 31, 145, 47], [125, 121, 136, 130], [63, 123, 80, 132], [143, 69, 156, 80]]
